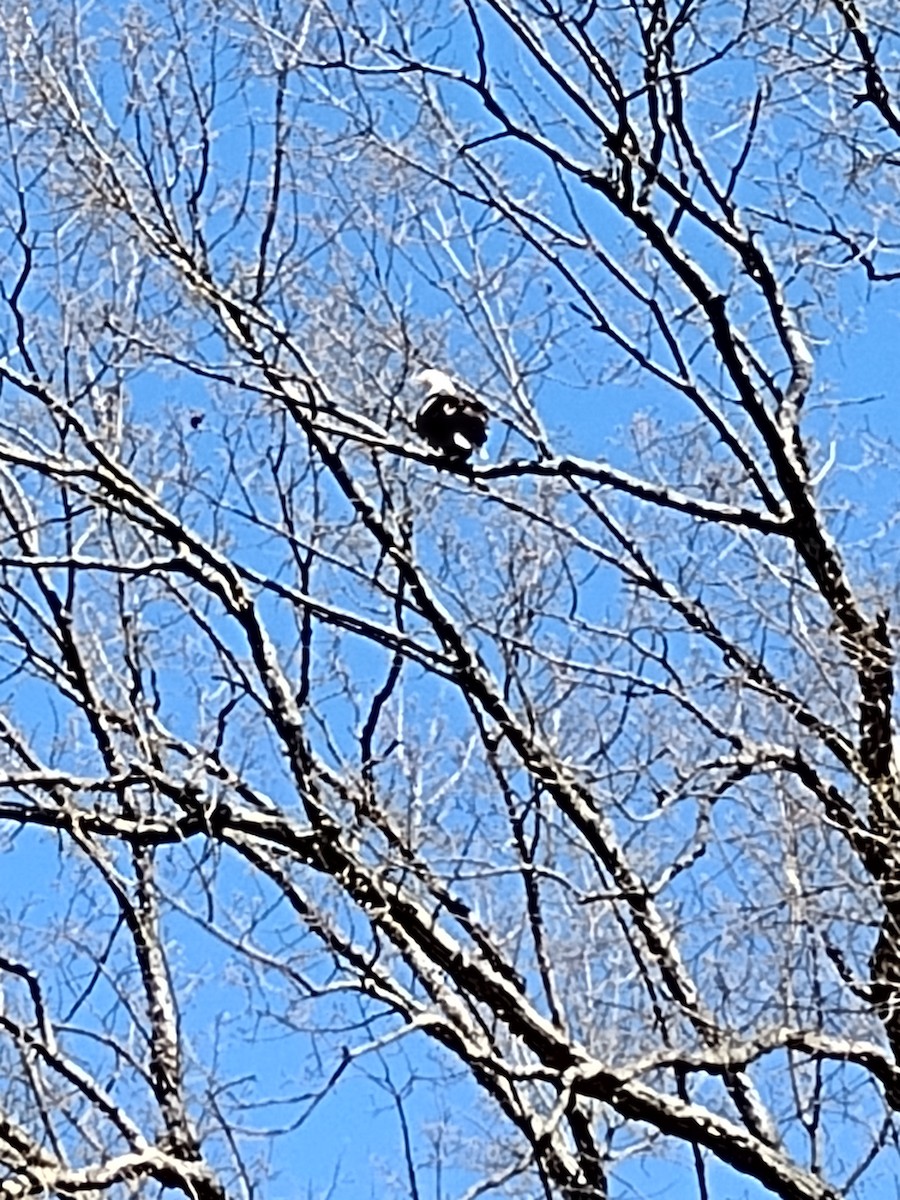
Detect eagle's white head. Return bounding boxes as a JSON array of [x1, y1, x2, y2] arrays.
[[414, 368, 457, 396]]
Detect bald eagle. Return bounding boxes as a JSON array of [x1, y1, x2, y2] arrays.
[[414, 369, 489, 463]]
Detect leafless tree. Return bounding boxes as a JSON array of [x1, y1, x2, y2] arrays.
[[0, 1, 899, 1197]]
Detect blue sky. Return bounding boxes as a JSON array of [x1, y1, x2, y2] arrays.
[[2, 2, 900, 1199]]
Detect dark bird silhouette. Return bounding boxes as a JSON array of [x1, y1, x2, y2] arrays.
[[414, 369, 489, 463]]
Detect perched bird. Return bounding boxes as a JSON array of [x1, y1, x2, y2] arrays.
[[414, 369, 489, 463]]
